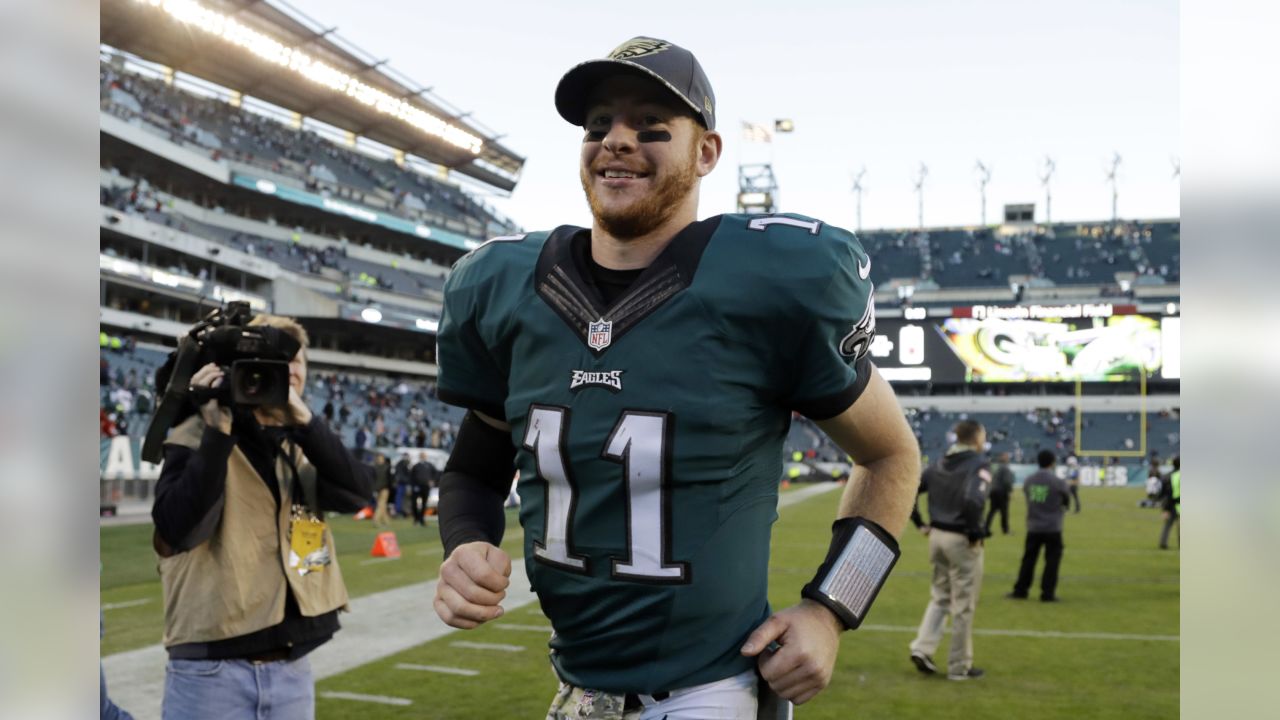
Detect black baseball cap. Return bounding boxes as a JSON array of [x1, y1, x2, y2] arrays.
[[555, 37, 716, 130]]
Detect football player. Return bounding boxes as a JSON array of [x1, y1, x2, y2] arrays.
[[432, 36, 921, 719]]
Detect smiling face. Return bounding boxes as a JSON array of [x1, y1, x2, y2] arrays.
[[578, 74, 719, 240]]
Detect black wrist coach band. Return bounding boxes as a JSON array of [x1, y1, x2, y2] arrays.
[[802, 516, 901, 630]]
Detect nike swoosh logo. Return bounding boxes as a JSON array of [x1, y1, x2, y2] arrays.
[[857, 256, 871, 280]]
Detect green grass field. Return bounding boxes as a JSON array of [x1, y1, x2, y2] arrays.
[[101, 486, 1178, 718]]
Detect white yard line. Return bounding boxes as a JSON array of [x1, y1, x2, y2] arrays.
[[319, 691, 413, 706], [450, 641, 527, 652], [395, 663, 480, 676], [859, 624, 1179, 642], [494, 624, 554, 633], [102, 598, 152, 611], [102, 482, 841, 720]]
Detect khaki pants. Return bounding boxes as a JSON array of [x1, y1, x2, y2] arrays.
[[373, 488, 391, 526], [910, 529, 984, 675]]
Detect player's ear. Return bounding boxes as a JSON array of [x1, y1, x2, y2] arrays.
[[695, 128, 722, 177]]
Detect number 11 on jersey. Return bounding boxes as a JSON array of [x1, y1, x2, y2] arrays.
[[523, 405, 689, 583]]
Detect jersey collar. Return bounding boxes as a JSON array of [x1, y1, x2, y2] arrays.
[[535, 216, 721, 356]]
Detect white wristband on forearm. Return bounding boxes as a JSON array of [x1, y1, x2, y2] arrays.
[[802, 517, 900, 630]]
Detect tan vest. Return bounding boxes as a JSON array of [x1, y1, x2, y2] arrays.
[[157, 415, 349, 647]]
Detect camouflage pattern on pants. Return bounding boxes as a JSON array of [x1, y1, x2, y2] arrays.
[[545, 682, 642, 720]]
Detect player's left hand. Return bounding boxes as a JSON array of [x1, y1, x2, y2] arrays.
[[741, 599, 843, 705]]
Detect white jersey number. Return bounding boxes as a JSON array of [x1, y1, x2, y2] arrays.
[[523, 406, 688, 582]]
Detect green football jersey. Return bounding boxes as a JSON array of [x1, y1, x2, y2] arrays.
[[437, 213, 876, 694]]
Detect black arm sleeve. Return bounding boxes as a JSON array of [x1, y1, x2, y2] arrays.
[[438, 411, 518, 557], [293, 416, 373, 513], [152, 426, 238, 552]]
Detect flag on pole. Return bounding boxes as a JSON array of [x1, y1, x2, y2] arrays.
[[742, 122, 773, 143]]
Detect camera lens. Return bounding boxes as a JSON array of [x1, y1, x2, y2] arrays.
[[242, 371, 264, 397]]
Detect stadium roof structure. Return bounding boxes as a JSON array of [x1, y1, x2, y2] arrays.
[[102, 0, 524, 192]]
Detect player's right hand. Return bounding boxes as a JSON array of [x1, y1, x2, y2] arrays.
[[434, 541, 511, 629], [189, 363, 232, 434]]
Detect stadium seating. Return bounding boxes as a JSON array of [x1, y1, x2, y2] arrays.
[[101, 183, 447, 297], [857, 221, 1179, 290], [908, 407, 1180, 465], [101, 64, 517, 242]]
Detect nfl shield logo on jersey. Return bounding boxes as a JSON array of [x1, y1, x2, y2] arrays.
[[588, 319, 613, 351]]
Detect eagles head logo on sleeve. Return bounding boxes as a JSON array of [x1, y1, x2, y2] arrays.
[[839, 294, 877, 360], [608, 38, 671, 60]]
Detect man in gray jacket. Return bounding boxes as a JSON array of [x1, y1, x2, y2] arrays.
[[1008, 450, 1070, 602], [909, 420, 992, 681]]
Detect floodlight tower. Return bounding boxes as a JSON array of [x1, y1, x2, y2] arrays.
[[737, 164, 779, 214], [1039, 156, 1055, 225], [913, 163, 928, 230], [736, 120, 787, 213], [1107, 152, 1122, 224], [975, 160, 991, 227], [851, 167, 866, 233]]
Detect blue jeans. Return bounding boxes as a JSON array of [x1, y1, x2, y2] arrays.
[[162, 657, 314, 720], [101, 664, 135, 720]]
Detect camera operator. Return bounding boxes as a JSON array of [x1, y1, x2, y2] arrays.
[[150, 314, 371, 720]]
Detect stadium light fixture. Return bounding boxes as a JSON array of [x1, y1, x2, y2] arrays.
[[416, 318, 440, 333], [912, 163, 928, 230], [974, 160, 991, 227], [360, 307, 383, 323], [1039, 156, 1055, 225], [135, 0, 483, 154], [1106, 152, 1122, 224]]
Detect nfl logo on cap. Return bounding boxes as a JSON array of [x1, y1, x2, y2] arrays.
[[588, 319, 613, 351]]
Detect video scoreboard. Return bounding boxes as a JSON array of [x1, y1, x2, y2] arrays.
[[871, 303, 1180, 383]]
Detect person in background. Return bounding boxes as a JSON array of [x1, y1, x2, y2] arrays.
[[909, 420, 992, 681], [410, 452, 436, 526], [1143, 458, 1164, 508], [392, 451, 412, 517], [1007, 450, 1070, 602], [151, 314, 371, 720], [1159, 456, 1180, 549], [1066, 456, 1082, 513], [984, 452, 1014, 535], [372, 453, 393, 527]]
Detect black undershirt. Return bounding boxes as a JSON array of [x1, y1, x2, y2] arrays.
[[571, 230, 644, 305]]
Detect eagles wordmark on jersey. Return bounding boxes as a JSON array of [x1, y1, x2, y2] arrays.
[[437, 212, 875, 694]]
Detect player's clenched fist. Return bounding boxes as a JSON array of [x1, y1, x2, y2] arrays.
[[741, 599, 844, 705], [434, 541, 512, 629]]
